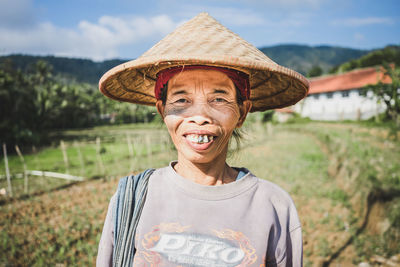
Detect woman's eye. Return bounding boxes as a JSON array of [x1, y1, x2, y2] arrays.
[[213, 98, 227, 103], [174, 98, 189, 104]]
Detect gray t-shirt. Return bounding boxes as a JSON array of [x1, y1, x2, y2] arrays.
[[97, 163, 302, 266]]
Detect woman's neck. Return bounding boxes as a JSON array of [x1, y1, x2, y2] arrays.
[[174, 155, 238, 186]]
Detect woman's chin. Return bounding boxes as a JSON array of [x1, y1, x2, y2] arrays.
[[175, 137, 229, 165], [178, 149, 223, 165]]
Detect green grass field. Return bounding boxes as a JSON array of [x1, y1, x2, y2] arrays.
[[0, 123, 173, 198], [0, 121, 399, 266]]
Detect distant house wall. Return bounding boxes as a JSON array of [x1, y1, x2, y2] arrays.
[[292, 67, 391, 121], [294, 89, 386, 121]]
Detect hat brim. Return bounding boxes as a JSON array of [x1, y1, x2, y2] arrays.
[[99, 55, 309, 112]]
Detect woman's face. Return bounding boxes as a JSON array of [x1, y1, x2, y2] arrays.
[[156, 69, 252, 164]]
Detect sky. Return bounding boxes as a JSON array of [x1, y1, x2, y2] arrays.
[[0, 0, 399, 61]]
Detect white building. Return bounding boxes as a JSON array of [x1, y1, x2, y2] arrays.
[[293, 67, 391, 121]]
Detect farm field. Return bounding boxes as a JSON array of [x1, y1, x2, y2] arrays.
[[0, 121, 399, 266], [0, 123, 172, 199]]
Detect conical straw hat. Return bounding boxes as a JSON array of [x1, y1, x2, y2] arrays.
[[99, 12, 309, 112]]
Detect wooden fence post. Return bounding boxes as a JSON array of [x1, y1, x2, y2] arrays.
[[74, 141, 85, 176], [60, 140, 69, 174], [32, 146, 40, 170], [96, 137, 106, 176], [32, 145, 45, 188], [2, 143, 12, 197], [15, 145, 28, 194]]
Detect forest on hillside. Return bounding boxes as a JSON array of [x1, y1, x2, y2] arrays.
[[330, 45, 400, 74], [0, 60, 156, 146], [260, 44, 369, 75]]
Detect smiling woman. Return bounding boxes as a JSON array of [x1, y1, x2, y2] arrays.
[[96, 12, 309, 267], [157, 68, 252, 183]]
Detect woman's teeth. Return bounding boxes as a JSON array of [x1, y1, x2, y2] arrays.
[[186, 134, 214, 143]]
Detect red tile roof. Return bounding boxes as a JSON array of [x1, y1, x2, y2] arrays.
[[308, 67, 392, 95]]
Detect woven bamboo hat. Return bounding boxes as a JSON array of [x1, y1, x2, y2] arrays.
[[99, 12, 309, 112]]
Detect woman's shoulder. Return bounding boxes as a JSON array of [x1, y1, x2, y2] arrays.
[[251, 173, 301, 230], [249, 172, 296, 206]]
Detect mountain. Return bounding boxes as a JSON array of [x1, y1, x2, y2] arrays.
[[0, 44, 374, 83], [329, 45, 400, 73], [260, 44, 369, 75], [0, 55, 127, 84]]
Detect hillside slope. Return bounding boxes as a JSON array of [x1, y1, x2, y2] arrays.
[[0, 55, 126, 84], [260, 44, 368, 75], [330, 45, 400, 73]]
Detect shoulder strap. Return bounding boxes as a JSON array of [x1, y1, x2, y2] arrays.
[[112, 169, 155, 267]]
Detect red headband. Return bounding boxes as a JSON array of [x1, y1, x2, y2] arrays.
[[154, 65, 250, 100]]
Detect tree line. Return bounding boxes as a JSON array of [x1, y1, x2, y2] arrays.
[[0, 59, 157, 147], [307, 45, 400, 77], [331, 45, 400, 74]]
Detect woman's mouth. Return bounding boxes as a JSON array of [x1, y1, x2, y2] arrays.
[[185, 134, 214, 144], [183, 133, 216, 150]]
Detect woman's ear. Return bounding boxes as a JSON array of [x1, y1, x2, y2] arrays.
[[237, 100, 252, 128], [156, 100, 165, 120]]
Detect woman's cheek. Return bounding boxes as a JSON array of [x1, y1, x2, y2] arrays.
[[210, 104, 241, 125], [164, 115, 179, 135]]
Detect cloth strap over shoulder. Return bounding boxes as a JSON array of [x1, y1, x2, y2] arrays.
[[112, 169, 155, 267]]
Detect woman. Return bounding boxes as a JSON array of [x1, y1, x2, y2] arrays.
[[97, 13, 309, 267]]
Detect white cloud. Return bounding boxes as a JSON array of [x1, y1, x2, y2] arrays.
[[332, 17, 395, 27], [242, 0, 325, 8], [175, 6, 266, 26], [175, 4, 312, 29], [0, 14, 181, 60], [277, 12, 311, 27]]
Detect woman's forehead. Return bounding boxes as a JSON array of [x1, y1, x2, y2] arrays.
[[168, 69, 235, 92]]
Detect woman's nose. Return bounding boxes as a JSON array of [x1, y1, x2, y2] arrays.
[[186, 103, 212, 125]]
